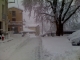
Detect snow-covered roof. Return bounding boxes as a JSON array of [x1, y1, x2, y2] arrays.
[[22, 28, 35, 32], [8, 7, 23, 12], [27, 24, 39, 27]]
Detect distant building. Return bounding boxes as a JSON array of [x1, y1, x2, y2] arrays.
[[8, 7, 23, 33], [27, 24, 40, 36], [0, 0, 8, 35]]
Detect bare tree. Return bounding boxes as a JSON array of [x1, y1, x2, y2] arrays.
[[22, 0, 80, 36]]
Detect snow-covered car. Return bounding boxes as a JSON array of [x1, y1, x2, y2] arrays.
[[70, 36, 80, 46], [67, 30, 80, 46], [67, 30, 80, 40]]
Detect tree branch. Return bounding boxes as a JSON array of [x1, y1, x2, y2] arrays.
[[46, 0, 53, 9], [63, 6, 80, 24], [40, 13, 54, 17], [62, 0, 73, 21], [53, 0, 58, 13], [59, 0, 65, 21], [47, 0, 58, 22]]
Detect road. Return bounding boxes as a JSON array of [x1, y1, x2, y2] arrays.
[[0, 34, 42, 60], [0, 35, 79, 60]]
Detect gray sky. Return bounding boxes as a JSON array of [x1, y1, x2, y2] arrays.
[[8, 0, 35, 24]]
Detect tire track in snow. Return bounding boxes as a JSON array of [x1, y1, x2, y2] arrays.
[[6, 37, 43, 60], [35, 37, 43, 60]]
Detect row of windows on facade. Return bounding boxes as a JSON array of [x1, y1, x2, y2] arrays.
[[11, 11, 16, 21], [2, 7, 16, 21]]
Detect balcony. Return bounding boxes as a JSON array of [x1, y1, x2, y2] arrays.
[[9, 21, 23, 25]]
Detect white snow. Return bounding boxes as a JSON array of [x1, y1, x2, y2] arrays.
[[27, 24, 39, 27], [22, 28, 35, 32], [0, 34, 41, 60], [42, 36, 80, 60], [0, 34, 80, 60], [7, 37, 41, 60], [42, 36, 73, 55], [67, 30, 80, 44], [67, 30, 80, 40]]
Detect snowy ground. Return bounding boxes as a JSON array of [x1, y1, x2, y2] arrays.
[[42, 36, 80, 60], [0, 34, 80, 60], [0, 34, 42, 60]]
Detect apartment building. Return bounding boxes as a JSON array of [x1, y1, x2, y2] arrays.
[[8, 7, 23, 33], [0, 0, 8, 35]]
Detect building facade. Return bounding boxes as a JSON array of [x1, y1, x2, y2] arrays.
[[0, 0, 8, 35], [8, 7, 23, 33], [27, 24, 40, 36]]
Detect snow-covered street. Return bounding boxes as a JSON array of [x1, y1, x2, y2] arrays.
[[0, 35, 80, 60], [0, 34, 42, 60]]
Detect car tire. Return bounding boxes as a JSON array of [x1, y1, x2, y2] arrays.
[[77, 42, 80, 46], [72, 42, 77, 46]]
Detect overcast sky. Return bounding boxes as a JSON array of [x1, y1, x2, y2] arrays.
[[8, 0, 35, 24]]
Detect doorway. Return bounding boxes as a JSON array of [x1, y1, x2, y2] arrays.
[[14, 26, 18, 33]]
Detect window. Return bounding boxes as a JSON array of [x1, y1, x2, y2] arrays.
[[2, 5, 6, 19], [12, 11, 16, 17], [8, 28, 10, 31], [2, 5, 4, 14], [12, 18, 16, 21]]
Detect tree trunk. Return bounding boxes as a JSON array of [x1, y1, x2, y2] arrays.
[[60, 24, 63, 36], [56, 22, 63, 36], [56, 24, 60, 36]]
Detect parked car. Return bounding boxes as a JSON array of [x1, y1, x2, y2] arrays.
[[67, 30, 80, 40], [70, 36, 80, 46], [67, 30, 80, 46]]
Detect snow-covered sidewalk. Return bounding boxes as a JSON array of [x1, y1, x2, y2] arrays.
[[0, 34, 29, 60], [0, 37, 13, 43], [42, 36, 80, 60]]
